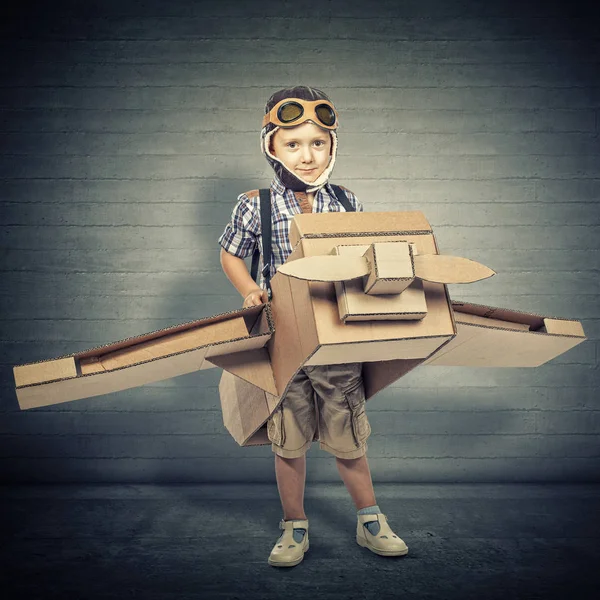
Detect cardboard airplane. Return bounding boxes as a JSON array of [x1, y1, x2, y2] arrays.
[[12, 211, 586, 449]]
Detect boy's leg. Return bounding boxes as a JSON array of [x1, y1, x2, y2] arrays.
[[266, 367, 315, 545], [269, 384, 312, 565], [336, 453, 408, 553], [275, 453, 308, 520], [336, 454, 389, 538], [335, 454, 377, 511], [306, 363, 398, 542], [269, 453, 310, 567]]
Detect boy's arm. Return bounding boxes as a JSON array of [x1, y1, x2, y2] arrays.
[[220, 248, 267, 306], [218, 193, 267, 307]]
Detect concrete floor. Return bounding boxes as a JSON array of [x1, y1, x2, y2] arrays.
[[1, 483, 599, 600]]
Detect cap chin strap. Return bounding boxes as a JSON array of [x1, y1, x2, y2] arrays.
[[262, 127, 338, 193]]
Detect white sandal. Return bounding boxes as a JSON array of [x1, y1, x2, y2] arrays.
[[268, 519, 309, 567], [356, 513, 408, 556]]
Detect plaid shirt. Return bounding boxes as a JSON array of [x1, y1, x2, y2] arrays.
[[218, 175, 364, 289]]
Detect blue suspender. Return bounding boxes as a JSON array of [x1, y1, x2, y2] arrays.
[[249, 185, 354, 299]]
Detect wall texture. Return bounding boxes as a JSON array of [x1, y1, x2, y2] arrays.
[[1, 0, 598, 483]]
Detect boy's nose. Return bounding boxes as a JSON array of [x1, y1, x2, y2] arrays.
[[300, 146, 314, 163]]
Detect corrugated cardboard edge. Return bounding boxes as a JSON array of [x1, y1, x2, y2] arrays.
[[300, 230, 433, 240], [342, 311, 427, 321], [451, 301, 586, 335], [15, 304, 271, 372], [288, 210, 433, 248]]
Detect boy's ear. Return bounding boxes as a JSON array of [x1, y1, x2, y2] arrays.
[[268, 129, 277, 155]]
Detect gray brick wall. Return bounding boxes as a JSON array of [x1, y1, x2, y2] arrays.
[[1, 0, 598, 483]]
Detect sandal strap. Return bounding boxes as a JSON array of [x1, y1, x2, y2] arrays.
[[358, 513, 387, 525], [279, 519, 309, 531]]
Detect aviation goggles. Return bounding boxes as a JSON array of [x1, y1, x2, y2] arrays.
[[262, 98, 338, 130]]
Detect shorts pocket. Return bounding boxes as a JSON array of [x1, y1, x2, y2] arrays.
[[267, 405, 285, 447], [344, 386, 371, 447]]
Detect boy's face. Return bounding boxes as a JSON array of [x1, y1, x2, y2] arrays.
[[270, 121, 332, 183]]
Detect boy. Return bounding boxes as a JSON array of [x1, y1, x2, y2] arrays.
[[218, 86, 408, 567]]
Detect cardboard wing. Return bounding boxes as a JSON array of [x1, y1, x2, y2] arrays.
[[425, 302, 586, 367], [13, 305, 275, 410]]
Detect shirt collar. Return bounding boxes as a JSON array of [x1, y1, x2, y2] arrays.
[[270, 174, 287, 196]]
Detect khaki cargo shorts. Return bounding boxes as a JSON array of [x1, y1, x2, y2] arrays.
[[266, 362, 371, 459]]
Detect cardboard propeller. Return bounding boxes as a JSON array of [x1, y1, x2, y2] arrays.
[[276, 241, 496, 322], [277, 241, 496, 290]]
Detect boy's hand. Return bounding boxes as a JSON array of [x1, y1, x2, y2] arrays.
[[243, 288, 268, 308]]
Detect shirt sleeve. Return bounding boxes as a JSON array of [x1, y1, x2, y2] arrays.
[[218, 193, 260, 259]]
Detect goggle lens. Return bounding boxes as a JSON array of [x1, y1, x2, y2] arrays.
[[278, 102, 303, 123], [315, 104, 336, 126]]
